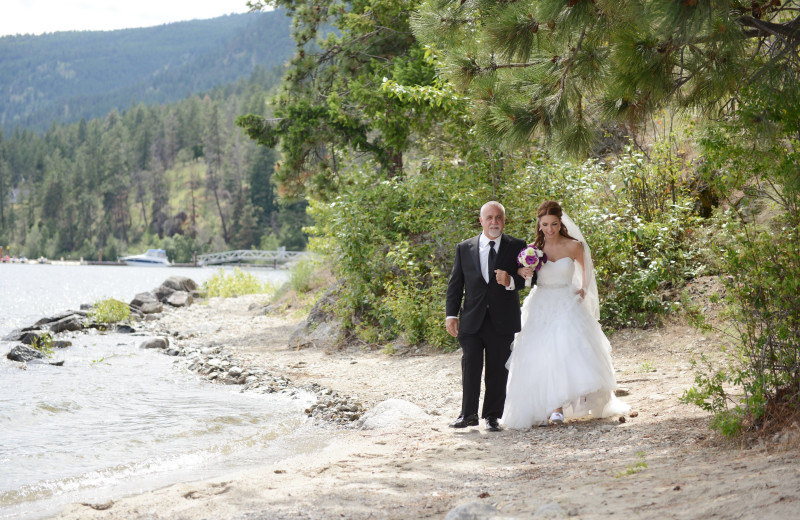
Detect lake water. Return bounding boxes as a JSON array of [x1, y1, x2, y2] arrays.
[[0, 264, 326, 519]]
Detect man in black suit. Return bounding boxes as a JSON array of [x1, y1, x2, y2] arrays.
[[445, 201, 530, 431]]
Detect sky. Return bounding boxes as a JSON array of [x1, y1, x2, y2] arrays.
[[0, 0, 255, 37]]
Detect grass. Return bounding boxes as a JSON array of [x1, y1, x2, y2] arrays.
[[288, 256, 320, 293], [201, 267, 275, 298], [638, 360, 657, 373], [30, 333, 54, 358], [615, 451, 648, 477], [88, 298, 131, 324]]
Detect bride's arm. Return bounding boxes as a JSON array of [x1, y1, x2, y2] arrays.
[[572, 241, 586, 299]]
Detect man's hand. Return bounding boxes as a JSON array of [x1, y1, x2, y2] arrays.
[[495, 269, 511, 287], [446, 317, 459, 337]]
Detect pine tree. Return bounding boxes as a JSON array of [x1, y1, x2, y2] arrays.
[[413, 0, 800, 157]]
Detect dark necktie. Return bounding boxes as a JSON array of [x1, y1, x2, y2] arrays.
[[488, 240, 496, 280]]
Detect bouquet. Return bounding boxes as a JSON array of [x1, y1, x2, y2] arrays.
[[517, 244, 547, 287]]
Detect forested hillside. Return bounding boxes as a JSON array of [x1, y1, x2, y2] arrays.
[[0, 11, 292, 133], [0, 66, 309, 263]]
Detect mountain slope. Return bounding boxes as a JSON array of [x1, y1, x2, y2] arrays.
[[0, 11, 292, 133]]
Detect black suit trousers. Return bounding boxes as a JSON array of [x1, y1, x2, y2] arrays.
[[459, 311, 514, 419]]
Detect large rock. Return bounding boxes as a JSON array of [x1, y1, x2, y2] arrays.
[[130, 292, 163, 314], [139, 337, 169, 349], [49, 314, 83, 333], [288, 283, 342, 349], [154, 284, 176, 302], [34, 310, 87, 328], [7, 345, 45, 362], [166, 291, 192, 307], [161, 276, 198, 293], [139, 302, 163, 314], [130, 291, 158, 308], [2, 327, 37, 342], [358, 399, 429, 430]]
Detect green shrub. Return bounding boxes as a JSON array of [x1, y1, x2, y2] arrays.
[[308, 141, 704, 349], [682, 222, 800, 436], [201, 268, 273, 298], [289, 257, 318, 293], [88, 298, 131, 324], [307, 153, 487, 348], [30, 333, 55, 358], [503, 146, 704, 329]]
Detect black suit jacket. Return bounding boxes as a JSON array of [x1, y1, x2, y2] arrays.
[[445, 233, 530, 336]]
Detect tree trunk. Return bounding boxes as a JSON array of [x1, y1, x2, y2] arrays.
[[212, 187, 229, 244]]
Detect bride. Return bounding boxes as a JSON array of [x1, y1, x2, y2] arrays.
[[501, 200, 629, 428]]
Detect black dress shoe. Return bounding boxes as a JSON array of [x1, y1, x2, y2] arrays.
[[486, 416, 501, 432], [449, 414, 479, 428]]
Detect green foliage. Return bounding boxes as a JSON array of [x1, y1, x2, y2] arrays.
[[502, 145, 703, 329], [638, 360, 656, 373], [289, 256, 319, 293], [88, 298, 131, 324], [681, 77, 800, 436], [306, 134, 702, 347], [240, 0, 449, 199], [413, 0, 800, 157], [0, 70, 308, 259], [201, 268, 273, 298], [30, 333, 54, 358], [683, 224, 800, 436], [307, 150, 493, 347], [615, 451, 648, 478], [384, 246, 454, 349], [161, 235, 206, 265]]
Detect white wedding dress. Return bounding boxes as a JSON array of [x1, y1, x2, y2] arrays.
[[501, 256, 629, 428]]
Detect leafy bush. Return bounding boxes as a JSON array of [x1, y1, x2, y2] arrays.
[[681, 82, 800, 436], [201, 268, 273, 298], [682, 222, 800, 436], [309, 141, 704, 348], [503, 146, 704, 329], [289, 256, 319, 293], [88, 298, 131, 324], [307, 152, 492, 348]]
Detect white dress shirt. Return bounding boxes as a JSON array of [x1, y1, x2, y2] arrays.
[[480, 233, 515, 289]]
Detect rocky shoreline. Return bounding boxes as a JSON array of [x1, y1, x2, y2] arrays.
[[2, 275, 199, 362], [176, 340, 367, 426], [3, 275, 368, 428]]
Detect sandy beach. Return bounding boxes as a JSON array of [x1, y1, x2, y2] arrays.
[[56, 282, 800, 519]]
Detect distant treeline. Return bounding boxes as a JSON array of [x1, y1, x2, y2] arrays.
[[0, 11, 293, 133], [0, 67, 310, 263]]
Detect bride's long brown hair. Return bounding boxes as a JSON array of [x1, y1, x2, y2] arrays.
[[533, 200, 578, 249]]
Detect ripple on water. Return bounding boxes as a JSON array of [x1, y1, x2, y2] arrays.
[[35, 401, 82, 414]]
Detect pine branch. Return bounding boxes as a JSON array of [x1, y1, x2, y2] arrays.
[[738, 14, 800, 43], [560, 28, 587, 100]]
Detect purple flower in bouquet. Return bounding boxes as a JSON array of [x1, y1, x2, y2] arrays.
[[517, 244, 547, 271]]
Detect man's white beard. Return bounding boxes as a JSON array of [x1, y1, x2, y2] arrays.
[[486, 227, 502, 239]]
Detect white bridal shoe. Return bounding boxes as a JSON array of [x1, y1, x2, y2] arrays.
[[549, 412, 564, 425]]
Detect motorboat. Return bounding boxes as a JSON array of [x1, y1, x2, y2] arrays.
[[119, 248, 170, 266]]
